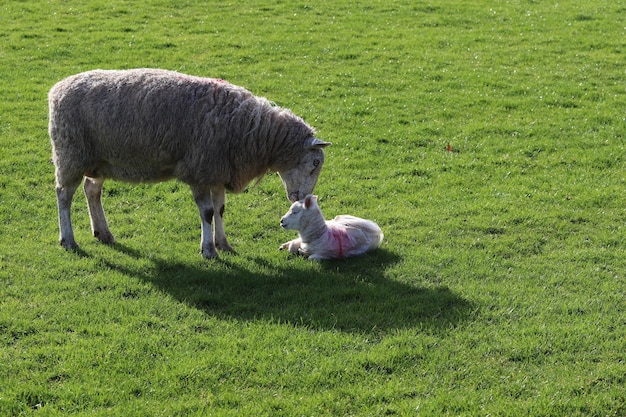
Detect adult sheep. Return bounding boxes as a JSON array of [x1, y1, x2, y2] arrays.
[[48, 68, 331, 259]]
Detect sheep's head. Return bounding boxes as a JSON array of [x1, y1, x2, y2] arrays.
[[278, 137, 331, 202]]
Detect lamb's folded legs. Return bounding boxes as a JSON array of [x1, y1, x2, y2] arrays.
[[279, 238, 302, 254]]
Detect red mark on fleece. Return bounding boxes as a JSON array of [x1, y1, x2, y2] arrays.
[[329, 226, 351, 258]]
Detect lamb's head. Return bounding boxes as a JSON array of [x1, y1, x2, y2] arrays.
[[280, 194, 320, 231], [278, 137, 331, 202]]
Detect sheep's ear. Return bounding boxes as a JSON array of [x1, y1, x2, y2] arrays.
[[307, 138, 331, 150]]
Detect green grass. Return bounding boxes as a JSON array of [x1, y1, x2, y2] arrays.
[[1, 0, 625, 415]]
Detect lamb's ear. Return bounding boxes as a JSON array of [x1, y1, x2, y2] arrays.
[[306, 138, 332, 150], [304, 194, 316, 209]]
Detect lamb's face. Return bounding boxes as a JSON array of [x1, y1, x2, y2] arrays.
[[280, 200, 305, 231]]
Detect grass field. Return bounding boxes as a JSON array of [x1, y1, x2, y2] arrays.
[[1, 0, 625, 415]]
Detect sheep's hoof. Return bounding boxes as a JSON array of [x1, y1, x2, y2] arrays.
[[201, 246, 219, 260], [94, 230, 115, 244], [60, 238, 79, 251], [216, 244, 234, 252], [215, 240, 234, 252]]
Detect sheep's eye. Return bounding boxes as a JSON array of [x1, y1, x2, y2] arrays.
[[309, 159, 321, 175]]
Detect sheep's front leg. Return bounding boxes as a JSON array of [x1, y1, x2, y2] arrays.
[[84, 176, 114, 244], [209, 187, 233, 252], [191, 186, 219, 259]]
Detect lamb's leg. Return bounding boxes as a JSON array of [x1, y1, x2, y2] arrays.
[[210, 187, 233, 252], [191, 186, 219, 259], [83, 177, 114, 244], [279, 238, 302, 254], [56, 180, 81, 250]]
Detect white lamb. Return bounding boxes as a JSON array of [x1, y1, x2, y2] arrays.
[[279, 195, 383, 260]]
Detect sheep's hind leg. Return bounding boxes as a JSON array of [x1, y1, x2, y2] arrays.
[[210, 187, 233, 252], [84, 176, 115, 244], [56, 180, 81, 250]]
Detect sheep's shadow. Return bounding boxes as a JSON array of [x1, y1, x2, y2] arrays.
[[107, 243, 473, 334]]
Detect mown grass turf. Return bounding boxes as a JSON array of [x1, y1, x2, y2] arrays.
[[1, 1, 625, 415]]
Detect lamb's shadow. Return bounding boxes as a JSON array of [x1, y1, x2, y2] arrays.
[[109, 243, 473, 334]]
